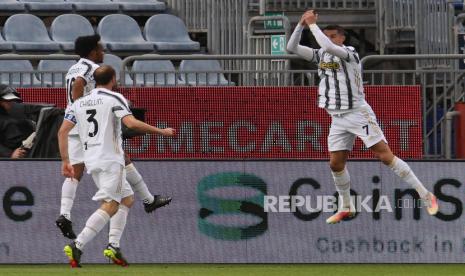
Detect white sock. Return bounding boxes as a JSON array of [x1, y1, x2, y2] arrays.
[[60, 178, 79, 220], [388, 156, 429, 198], [125, 163, 154, 204], [331, 168, 351, 210], [75, 209, 110, 250], [109, 205, 129, 248]]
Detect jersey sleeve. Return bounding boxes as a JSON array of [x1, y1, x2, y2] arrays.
[[112, 95, 132, 119], [64, 105, 77, 125], [76, 63, 96, 84]]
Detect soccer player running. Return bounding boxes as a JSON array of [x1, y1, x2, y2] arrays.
[[287, 10, 438, 224], [56, 35, 171, 240], [58, 65, 176, 267]]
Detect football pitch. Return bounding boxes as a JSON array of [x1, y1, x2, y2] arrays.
[[1, 264, 465, 276]]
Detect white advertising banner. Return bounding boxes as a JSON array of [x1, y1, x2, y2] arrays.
[[0, 160, 463, 263]]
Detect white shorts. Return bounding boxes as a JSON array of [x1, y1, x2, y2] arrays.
[[91, 164, 134, 203], [327, 105, 387, 152], [68, 134, 84, 166]]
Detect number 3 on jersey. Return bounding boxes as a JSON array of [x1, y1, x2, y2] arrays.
[[86, 109, 98, 137]]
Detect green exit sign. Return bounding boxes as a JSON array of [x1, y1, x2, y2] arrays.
[[264, 12, 284, 29], [271, 35, 286, 55]]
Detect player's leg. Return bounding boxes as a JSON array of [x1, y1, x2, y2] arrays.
[[326, 115, 356, 224], [105, 177, 134, 267], [370, 141, 438, 215], [56, 135, 86, 239], [124, 153, 172, 213], [354, 106, 438, 215], [64, 200, 119, 268], [64, 166, 123, 268]]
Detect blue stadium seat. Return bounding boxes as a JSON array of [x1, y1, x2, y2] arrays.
[[103, 54, 133, 85], [144, 14, 200, 52], [112, 0, 166, 13], [70, 0, 120, 13], [179, 60, 233, 86], [0, 34, 14, 52], [50, 14, 94, 51], [0, 57, 39, 87], [0, 0, 26, 12], [4, 14, 61, 52], [132, 58, 184, 86], [19, 0, 73, 12], [37, 59, 76, 87], [97, 14, 154, 52]]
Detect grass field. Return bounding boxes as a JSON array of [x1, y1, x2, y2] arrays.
[[1, 264, 465, 276]]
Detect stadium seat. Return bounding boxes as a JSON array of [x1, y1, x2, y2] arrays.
[[132, 59, 184, 86], [103, 54, 133, 85], [0, 0, 26, 12], [112, 0, 166, 13], [37, 59, 76, 87], [19, 0, 73, 12], [0, 57, 39, 87], [0, 34, 14, 51], [50, 14, 94, 51], [179, 60, 233, 86], [144, 14, 201, 52], [4, 14, 61, 52], [70, 0, 120, 13], [97, 14, 154, 52]]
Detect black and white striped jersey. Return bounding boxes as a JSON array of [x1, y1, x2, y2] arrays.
[[311, 47, 365, 111], [65, 58, 99, 108]]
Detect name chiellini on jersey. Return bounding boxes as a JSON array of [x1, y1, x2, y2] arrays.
[[64, 88, 132, 173], [311, 46, 365, 111]]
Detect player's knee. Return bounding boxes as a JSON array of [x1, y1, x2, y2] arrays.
[[121, 195, 134, 208], [329, 161, 344, 172]]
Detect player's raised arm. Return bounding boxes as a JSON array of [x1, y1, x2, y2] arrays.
[[122, 115, 176, 137], [286, 13, 317, 62], [303, 10, 356, 62], [58, 111, 77, 178]]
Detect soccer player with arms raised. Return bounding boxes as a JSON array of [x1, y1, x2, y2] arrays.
[[58, 65, 176, 267], [57, 35, 171, 240], [287, 10, 438, 223]]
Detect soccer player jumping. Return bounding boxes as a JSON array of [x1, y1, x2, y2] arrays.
[[56, 35, 171, 240], [58, 65, 176, 267], [287, 10, 438, 224]]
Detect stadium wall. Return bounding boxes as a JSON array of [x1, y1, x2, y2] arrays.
[[18, 86, 422, 159], [0, 160, 463, 263]]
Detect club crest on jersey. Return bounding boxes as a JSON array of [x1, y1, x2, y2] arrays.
[[319, 62, 340, 70]]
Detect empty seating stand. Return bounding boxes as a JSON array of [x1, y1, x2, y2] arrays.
[[0, 58, 39, 87], [19, 0, 73, 12], [0, 0, 26, 14], [0, 34, 14, 52], [179, 60, 233, 86], [132, 58, 183, 86], [98, 14, 154, 53], [4, 14, 60, 52], [144, 14, 200, 53], [50, 14, 94, 51], [113, 0, 166, 13], [37, 59, 76, 87], [103, 54, 133, 84], [70, 0, 120, 13]]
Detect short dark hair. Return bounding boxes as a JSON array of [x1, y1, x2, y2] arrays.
[[74, 34, 101, 58], [322, 25, 346, 36], [94, 65, 116, 85]]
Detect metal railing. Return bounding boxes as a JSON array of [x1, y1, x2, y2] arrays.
[[362, 54, 465, 159], [251, 0, 376, 11], [377, 0, 454, 67], [0, 53, 464, 158]]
